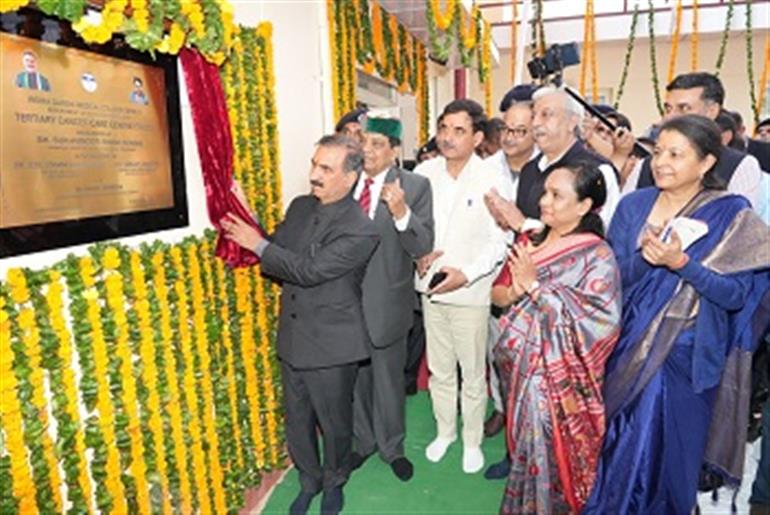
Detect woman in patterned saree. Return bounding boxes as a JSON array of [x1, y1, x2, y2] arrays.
[[491, 161, 622, 514], [584, 115, 770, 515]]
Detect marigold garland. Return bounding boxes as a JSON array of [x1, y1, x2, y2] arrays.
[[647, 0, 664, 116], [0, 19, 285, 515], [666, 0, 683, 84], [0, 291, 38, 515], [614, 4, 639, 110], [714, 0, 735, 76], [2, 0, 237, 64]]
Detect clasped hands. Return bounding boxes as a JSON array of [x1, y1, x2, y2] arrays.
[[484, 188, 524, 231], [505, 243, 539, 303], [640, 227, 688, 270]]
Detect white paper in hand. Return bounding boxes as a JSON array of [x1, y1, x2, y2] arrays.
[[662, 217, 709, 250]]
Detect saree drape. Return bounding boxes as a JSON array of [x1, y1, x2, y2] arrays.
[[584, 188, 770, 515], [494, 233, 622, 514]]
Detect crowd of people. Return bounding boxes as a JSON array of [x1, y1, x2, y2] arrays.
[[220, 70, 770, 515]]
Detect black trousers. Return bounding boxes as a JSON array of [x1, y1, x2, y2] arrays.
[[281, 360, 358, 493], [352, 337, 407, 462], [405, 292, 425, 390]]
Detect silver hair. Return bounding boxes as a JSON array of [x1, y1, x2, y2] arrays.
[[532, 85, 584, 122]]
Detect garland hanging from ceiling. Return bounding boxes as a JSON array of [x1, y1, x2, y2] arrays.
[[327, 0, 430, 144], [666, 0, 683, 84], [613, 3, 639, 110], [714, 0, 735, 76], [1, 0, 238, 64]]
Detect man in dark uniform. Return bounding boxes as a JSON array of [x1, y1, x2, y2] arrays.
[[222, 134, 379, 515]]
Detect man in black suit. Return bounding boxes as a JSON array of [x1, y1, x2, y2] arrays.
[[349, 115, 434, 481], [222, 134, 379, 515]]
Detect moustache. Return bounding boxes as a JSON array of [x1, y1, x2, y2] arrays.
[[532, 128, 547, 138], [310, 179, 324, 187], [437, 140, 454, 150]]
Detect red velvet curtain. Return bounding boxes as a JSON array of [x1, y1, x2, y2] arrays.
[[180, 48, 263, 268]]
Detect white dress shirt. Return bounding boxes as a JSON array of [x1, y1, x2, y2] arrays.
[[483, 148, 539, 202], [353, 168, 409, 230]]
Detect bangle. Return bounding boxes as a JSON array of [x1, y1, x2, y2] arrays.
[[671, 253, 689, 270], [526, 279, 541, 297]]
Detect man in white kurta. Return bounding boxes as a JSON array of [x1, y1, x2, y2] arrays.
[[414, 99, 507, 474]]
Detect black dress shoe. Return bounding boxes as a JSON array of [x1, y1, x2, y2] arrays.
[[390, 456, 414, 481], [289, 490, 317, 515], [484, 411, 505, 437], [349, 451, 369, 471], [484, 456, 511, 480], [321, 486, 344, 515]]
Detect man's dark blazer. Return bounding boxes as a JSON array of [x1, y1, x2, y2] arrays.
[[260, 194, 380, 369], [361, 167, 434, 349]]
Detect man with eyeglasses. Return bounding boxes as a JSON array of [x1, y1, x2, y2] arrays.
[[481, 101, 537, 440], [485, 86, 620, 232]]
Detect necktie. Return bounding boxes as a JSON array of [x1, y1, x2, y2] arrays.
[[28, 73, 38, 90], [358, 177, 373, 216]]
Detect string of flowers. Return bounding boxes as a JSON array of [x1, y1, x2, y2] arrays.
[[589, 0, 598, 102], [456, 3, 480, 67], [647, 0, 664, 116], [714, 0, 734, 76], [614, 3, 639, 110], [0, 288, 38, 515], [151, 249, 195, 513], [666, 0, 683, 84], [101, 248, 152, 514], [431, 0, 456, 31], [535, 0, 546, 57], [169, 246, 212, 513], [579, 0, 593, 97], [186, 241, 228, 513], [690, 0, 698, 71], [1, 0, 238, 64], [480, 20, 493, 116], [426, 0, 455, 63], [78, 255, 128, 513], [127, 249, 173, 514], [3, 269, 64, 514], [34, 268, 93, 513], [745, 0, 760, 126], [757, 36, 769, 122]]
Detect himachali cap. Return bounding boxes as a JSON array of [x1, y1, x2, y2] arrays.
[[365, 116, 403, 141]]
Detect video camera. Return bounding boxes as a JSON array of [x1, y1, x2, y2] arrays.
[[526, 42, 651, 159]]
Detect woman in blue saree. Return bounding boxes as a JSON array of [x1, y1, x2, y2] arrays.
[[584, 115, 770, 514]]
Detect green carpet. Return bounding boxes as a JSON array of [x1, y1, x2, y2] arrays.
[[262, 392, 506, 514]]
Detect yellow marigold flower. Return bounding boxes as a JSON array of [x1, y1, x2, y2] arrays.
[[103, 247, 121, 269], [168, 22, 186, 53], [0, 0, 31, 12], [83, 288, 99, 301]]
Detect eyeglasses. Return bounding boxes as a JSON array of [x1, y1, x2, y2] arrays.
[[503, 126, 529, 138]]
